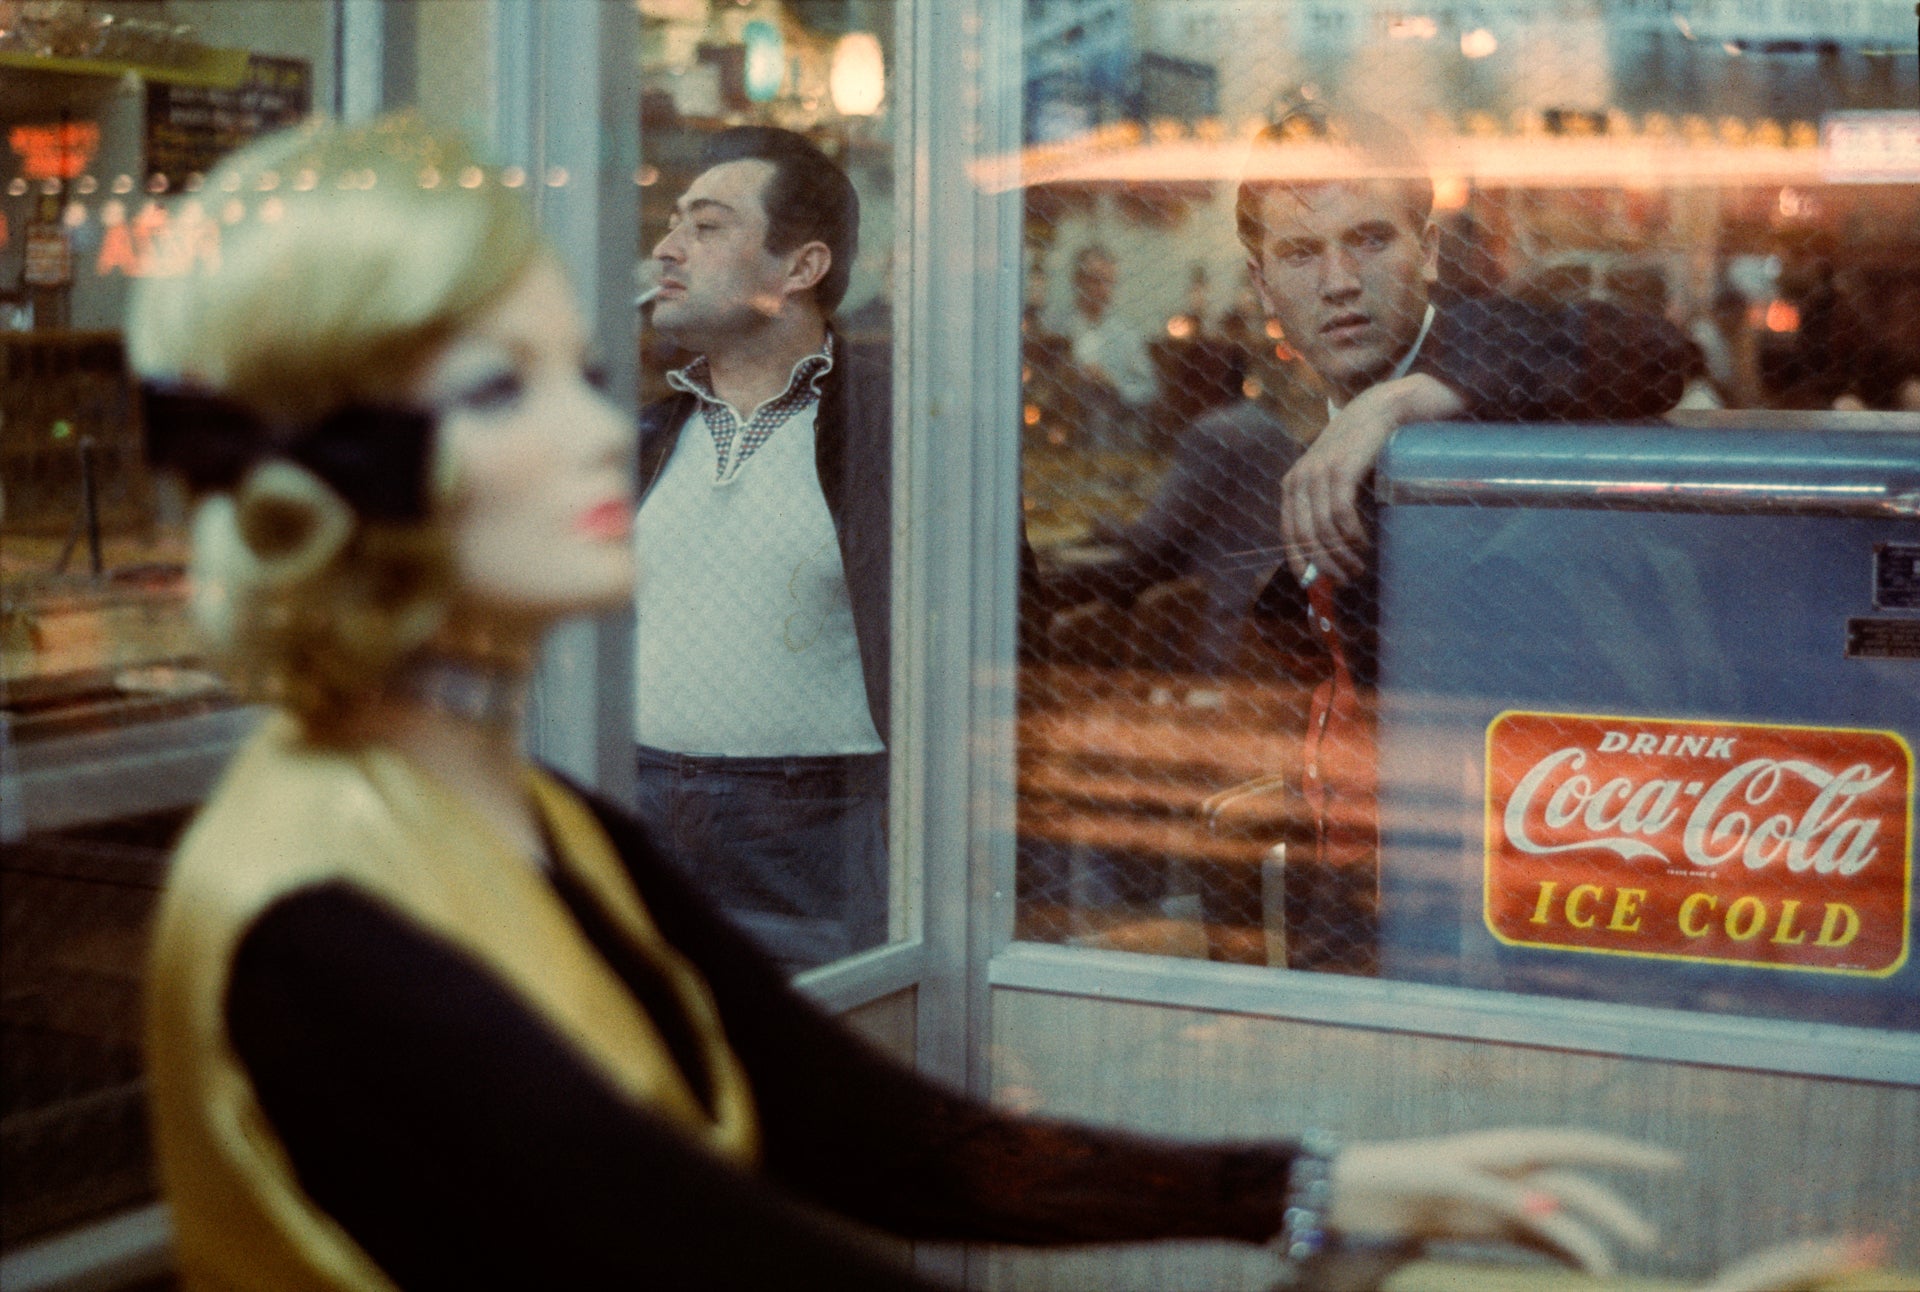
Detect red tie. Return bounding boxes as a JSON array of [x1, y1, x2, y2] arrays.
[[1298, 577, 1379, 966]]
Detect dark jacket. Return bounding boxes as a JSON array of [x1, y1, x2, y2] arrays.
[[1286, 295, 1698, 683], [1415, 295, 1694, 424], [1043, 296, 1696, 679], [639, 338, 894, 737], [1043, 398, 1308, 676], [210, 750, 1304, 1289]]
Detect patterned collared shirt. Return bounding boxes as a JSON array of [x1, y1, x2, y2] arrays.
[[665, 335, 835, 484]]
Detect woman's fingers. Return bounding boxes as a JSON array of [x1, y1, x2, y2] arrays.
[[1698, 1235, 1887, 1292], [1428, 1127, 1678, 1270], [1326, 1129, 1680, 1278], [1435, 1127, 1685, 1178], [1329, 1161, 1617, 1275], [1384, 1168, 1633, 1277], [1326, 1131, 1877, 1292], [1515, 1169, 1660, 1253], [1511, 1199, 1623, 1279]]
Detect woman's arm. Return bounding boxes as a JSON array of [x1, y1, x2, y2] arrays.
[[581, 793, 1675, 1273], [227, 881, 954, 1291], [580, 794, 1300, 1247]]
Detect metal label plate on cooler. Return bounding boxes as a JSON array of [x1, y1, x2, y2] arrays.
[[1874, 544, 1920, 611], [1848, 617, 1920, 660], [1483, 711, 1913, 977]]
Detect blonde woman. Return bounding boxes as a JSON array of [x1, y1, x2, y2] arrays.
[[136, 116, 1674, 1291]]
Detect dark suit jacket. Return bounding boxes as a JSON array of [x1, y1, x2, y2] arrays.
[[1056, 296, 1696, 679], [1277, 295, 1697, 682]]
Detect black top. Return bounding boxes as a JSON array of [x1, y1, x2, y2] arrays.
[[226, 789, 1297, 1290]]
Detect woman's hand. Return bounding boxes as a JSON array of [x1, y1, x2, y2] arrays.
[[1698, 1235, 1888, 1292], [1326, 1128, 1681, 1277]]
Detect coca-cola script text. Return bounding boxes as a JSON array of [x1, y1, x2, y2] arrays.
[[1484, 712, 1912, 975]]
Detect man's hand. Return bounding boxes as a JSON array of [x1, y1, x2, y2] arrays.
[[1328, 1127, 1680, 1277], [1279, 373, 1465, 587]]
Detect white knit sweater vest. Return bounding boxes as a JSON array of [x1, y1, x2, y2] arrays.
[[633, 404, 883, 756]]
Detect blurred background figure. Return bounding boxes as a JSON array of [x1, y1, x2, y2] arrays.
[[1684, 283, 1757, 409], [1054, 243, 1159, 449], [1759, 225, 1907, 411], [1146, 263, 1251, 448]]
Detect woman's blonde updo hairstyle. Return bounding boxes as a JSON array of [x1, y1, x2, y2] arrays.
[[128, 114, 541, 732]]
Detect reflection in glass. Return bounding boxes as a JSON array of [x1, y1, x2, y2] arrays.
[[1015, 0, 1920, 1032]]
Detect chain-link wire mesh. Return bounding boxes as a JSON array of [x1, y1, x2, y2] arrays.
[[4, 0, 1919, 1257], [1014, 0, 1920, 1022]]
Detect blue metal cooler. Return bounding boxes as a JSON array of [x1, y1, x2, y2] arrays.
[[1375, 415, 1920, 1031]]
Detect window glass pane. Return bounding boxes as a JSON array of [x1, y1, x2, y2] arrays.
[[2, 2, 335, 1247], [634, 0, 902, 973], [1017, 0, 1919, 1034]]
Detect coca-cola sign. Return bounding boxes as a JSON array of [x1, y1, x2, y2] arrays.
[[1485, 712, 1913, 975]]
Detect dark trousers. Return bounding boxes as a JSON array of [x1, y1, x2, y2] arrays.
[[633, 744, 888, 971]]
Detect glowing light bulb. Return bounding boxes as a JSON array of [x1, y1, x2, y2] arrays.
[[1461, 27, 1498, 58], [830, 31, 886, 117]]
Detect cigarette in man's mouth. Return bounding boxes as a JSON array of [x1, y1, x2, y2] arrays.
[[635, 261, 663, 310]]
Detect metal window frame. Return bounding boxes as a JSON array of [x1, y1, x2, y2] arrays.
[[885, 0, 1028, 1112], [990, 944, 1920, 1085], [0, 1204, 172, 1292]]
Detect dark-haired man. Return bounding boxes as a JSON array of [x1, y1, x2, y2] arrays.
[[1048, 104, 1694, 968], [633, 127, 891, 970], [1128, 108, 1691, 599], [1245, 116, 1685, 592]]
